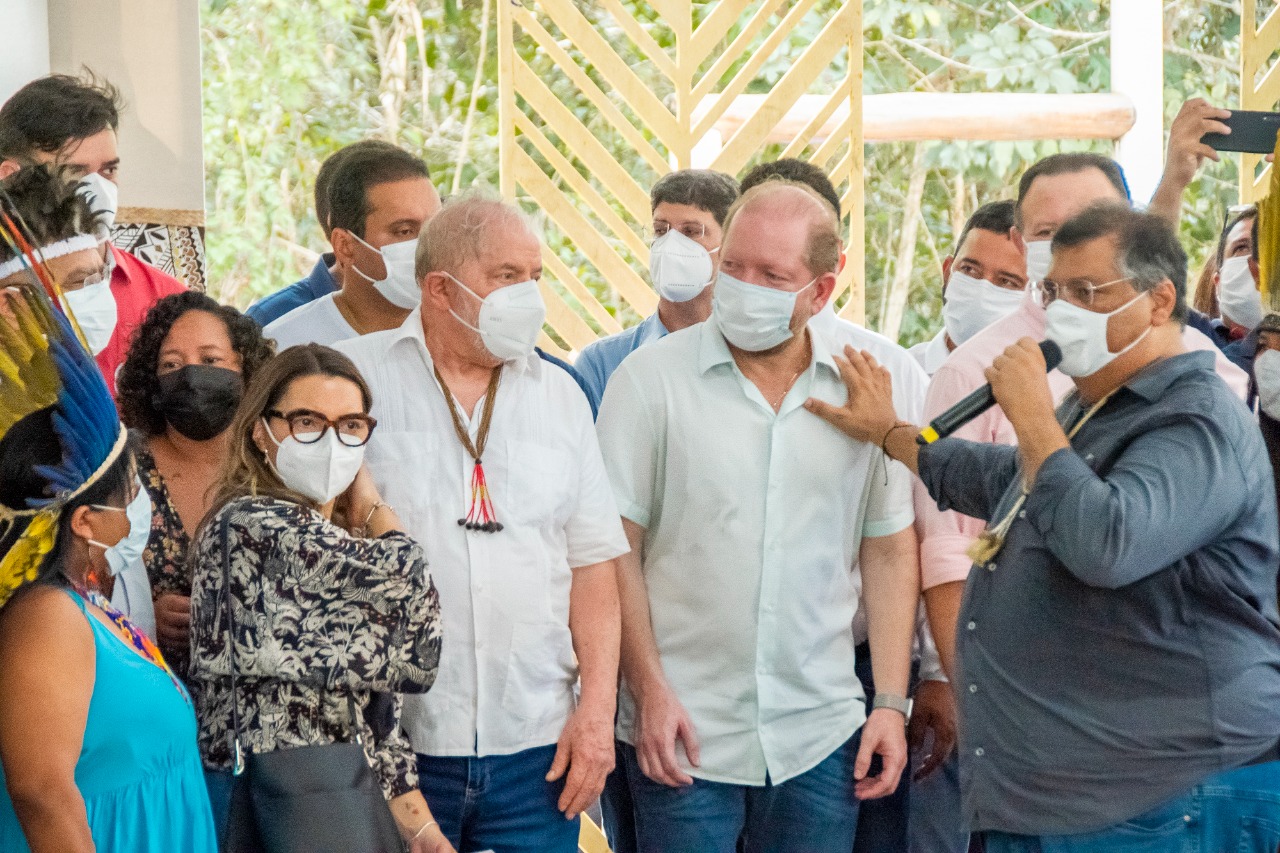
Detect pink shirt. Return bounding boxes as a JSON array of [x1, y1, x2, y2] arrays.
[[915, 293, 1249, 591], [99, 245, 188, 395]]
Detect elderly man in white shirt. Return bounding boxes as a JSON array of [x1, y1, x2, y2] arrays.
[[336, 196, 628, 853], [597, 181, 920, 853]]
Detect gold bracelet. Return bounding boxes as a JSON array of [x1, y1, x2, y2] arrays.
[[412, 820, 438, 841], [361, 501, 390, 536]]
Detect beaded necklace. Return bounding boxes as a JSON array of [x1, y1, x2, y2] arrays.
[[75, 584, 189, 701], [435, 365, 504, 533], [967, 392, 1113, 566]]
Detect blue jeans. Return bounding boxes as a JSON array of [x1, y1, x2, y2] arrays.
[[982, 760, 1280, 853], [416, 744, 579, 853], [601, 740, 638, 853], [623, 733, 863, 853], [854, 640, 911, 853], [908, 751, 969, 853]]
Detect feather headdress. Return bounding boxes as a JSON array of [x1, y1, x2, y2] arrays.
[[0, 194, 124, 608]]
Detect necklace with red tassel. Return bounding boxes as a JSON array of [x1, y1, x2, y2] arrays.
[[435, 365, 504, 533]]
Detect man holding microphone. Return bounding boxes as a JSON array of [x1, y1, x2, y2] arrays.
[[807, 202, 1280, 850]]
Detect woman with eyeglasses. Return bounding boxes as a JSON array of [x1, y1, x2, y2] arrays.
[[117, 292, 274, 677], [188, 344, 454, 853]]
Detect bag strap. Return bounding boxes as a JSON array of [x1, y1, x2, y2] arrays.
[[220, 509, 246, 776]]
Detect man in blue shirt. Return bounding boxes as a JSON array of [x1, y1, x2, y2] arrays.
[[576, 169, 738, 402], [246, 139, 400, 326], [810, 202, 1280, 850]]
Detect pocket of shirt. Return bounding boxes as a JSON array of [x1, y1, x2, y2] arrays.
[[501, 620, 577, 721], [500, 438, 573, 527]]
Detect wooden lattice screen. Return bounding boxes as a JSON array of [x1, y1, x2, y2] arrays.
[[497, 0, 864, 356], [1243, 0, 1280, 202]]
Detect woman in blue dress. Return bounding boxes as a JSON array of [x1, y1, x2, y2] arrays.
[[0, 182, 217, 853]]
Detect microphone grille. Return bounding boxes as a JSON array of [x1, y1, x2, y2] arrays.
[[1039, 340, 1063, 372]]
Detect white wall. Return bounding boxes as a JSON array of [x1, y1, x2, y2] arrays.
[[1110, 0, 1165, 207], [45, 0, 204, 215], [0, 0, 52, 102]]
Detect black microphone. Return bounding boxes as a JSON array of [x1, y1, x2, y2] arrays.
[[916, 340, 1062, 445]]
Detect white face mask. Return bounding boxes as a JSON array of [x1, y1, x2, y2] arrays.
[[649, 230, 716, 303], [89, 480, 152, 578], [77, 173, 118, 242], [1045, 290, 1151, 377], [63, 274, 118, 355], [350, 234, 422, 309], [446, 273, 546, 361], [1218, 255, 1262, 331], [263, 421, 365, 504], [1255, 348, 1280, 421], [1025, 240, 1052, 283], [713, 271, 815, 352], [942, 272, 1025, 346]]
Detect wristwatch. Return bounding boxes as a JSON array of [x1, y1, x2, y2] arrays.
[[872, 692, 913, 721]]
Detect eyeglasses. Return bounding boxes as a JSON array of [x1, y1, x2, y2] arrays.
[[63, 263, 110, 292], [265, 409, 378, 447], [649, 220, 707, 241], [1039, 276, 1132, 308]]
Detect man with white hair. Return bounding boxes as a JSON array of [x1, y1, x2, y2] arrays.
[[336, 195, 628, 852], [596, 181, 920, 852]]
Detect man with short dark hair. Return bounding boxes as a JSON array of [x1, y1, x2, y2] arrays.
[[247, 139, 401, 326], [908, 201, 1025, 376], [575, 168, 739, 401], [0, 73, 186, 394], [1210, 206, 1258, 348], [264, 144, 440, 347], [811, 202, 1280, 850], [1220, 215, 1267, 376]]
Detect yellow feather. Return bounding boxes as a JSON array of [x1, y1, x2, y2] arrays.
[[0, 509, 57, 608]]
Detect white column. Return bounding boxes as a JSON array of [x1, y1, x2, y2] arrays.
[[1110, 0, 1164, 206], [46, 0, 205, 215], [0, 0, 51, 103]]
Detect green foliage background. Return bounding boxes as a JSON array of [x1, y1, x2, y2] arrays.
[[201, 0, 1244, 347]]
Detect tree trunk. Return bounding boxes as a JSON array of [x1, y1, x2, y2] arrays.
[[881, 144, 928, 342]]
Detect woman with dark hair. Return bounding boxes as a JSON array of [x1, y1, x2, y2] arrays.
[[0, 279, 216, 850], [189, 344, 454, 852], [117, 291, 273, 675]]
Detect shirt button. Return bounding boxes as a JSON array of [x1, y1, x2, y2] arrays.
[[974, 747, 984, 757], [967, 621, 976, 631], [1018, 510, 1026, 519], [968, 684, 978, 694]]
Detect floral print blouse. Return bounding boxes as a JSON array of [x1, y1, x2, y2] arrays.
[[134, 437, 195, 676], [188, 495, 442, 800]]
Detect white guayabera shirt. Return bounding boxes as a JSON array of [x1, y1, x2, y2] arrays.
[[337, 309, 629, 757], [597, 322, 916, 786]]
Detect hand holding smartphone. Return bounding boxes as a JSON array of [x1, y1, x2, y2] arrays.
[[1203, 110, 1280, 154]]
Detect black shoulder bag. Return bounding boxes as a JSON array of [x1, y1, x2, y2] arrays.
[[219, 511, 407, 853]]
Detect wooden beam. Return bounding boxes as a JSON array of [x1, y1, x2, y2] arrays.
[[699, 92, 1136, 144]]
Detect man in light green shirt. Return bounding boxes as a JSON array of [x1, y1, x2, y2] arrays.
[[596, 181, 920, 852]]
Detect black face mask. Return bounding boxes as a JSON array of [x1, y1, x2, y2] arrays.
[[154, 364, 244, 441]]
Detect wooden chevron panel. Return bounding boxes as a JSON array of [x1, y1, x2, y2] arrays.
[[1242, 0, 1280, 202], [499, 0, 865, 356]]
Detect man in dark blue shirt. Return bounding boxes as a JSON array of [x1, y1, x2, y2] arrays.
[[246, 140, 395, 326], [809, 203, 1280, 850]]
